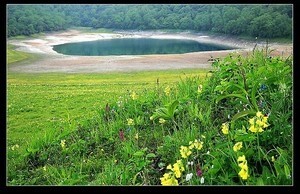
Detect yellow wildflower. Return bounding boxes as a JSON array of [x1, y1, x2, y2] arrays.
[[197, 85, 203, 93], [249, 125, 257, 133], [167, 160, 185, 179], [221, 122, 229, 135], [238, 162, 248, 170], [60, 140, 66, 149], [249, 111, 269, 133], [130, 91, 138, 100], [164, 86, 171, 96], [256, 119, 264, 127], [43, 166, 47, 171], [193, 139, 203, 150], [233, 142, 243, 152], [188, 141, 195, 149], [262, 116, 268, 123], [167, 164, 172, 170], [150, 116, 154, 121], [159, 118, 166, 124], [176, 160, 185, 171], [160, 173, 178, 186], [257, 127, 264, 132], [238, 167, 250, 180], [173, 163, 182, 178], [134, 133, 139, 140], [256, 111, 263, 117], [271, 156, 275, 162], [249, 118, 255, 125], [180, 146, 192, 159], [127, 118, 134, 126], [237, 155, 246, 163], [237, 155, 250, 180]]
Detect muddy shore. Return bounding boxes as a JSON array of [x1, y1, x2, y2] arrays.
[[8, 30, 293, 73]]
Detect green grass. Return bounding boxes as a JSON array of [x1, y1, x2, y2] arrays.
[[7, 44, 32, 64]]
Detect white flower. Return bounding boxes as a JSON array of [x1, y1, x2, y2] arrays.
[[187, 161, 194, 166], [200, 177, 205, 184], [206, 151, 210, 155], [185, 173, 193, 182]]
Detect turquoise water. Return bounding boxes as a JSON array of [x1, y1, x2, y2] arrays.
[[53, 38, 235, 56]]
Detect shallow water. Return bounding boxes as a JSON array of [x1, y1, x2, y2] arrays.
[[53, 38, 235, 56]]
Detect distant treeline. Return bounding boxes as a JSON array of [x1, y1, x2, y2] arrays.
[[7, 4, 292, 38]]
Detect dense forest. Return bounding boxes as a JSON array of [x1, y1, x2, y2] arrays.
[[7, 4, 292, 38]]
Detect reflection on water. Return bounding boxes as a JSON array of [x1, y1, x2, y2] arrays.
[[53, 38, 235, 56]]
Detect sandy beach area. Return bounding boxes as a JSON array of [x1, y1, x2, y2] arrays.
[[8, 30, 293, 73]]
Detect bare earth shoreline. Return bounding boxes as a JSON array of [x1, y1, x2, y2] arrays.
[[8, 30, 293, 73]]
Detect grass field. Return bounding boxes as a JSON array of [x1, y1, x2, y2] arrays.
[[7, 69, 210, 145]]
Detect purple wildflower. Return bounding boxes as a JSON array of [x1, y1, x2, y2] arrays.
[[119, 130, 125, 141], [196, 165, 203, 177]]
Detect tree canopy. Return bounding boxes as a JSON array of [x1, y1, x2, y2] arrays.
[[7, 4, 292, 39]]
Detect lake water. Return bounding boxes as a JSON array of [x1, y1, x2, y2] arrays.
[[53, 38, 235, 56]]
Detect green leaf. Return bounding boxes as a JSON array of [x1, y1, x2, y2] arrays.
[[158, 162, 165, 168], [245, 148, 255, 157], [284, 165, 291, 179], [133, 151, 144, 157], [215, 94, 248, 104], [167, 100, 179, 118], [230, 83, 249, 96], [232, 109, 256, 122], [235, 134, 256, 142], [256, 177, 264, 185], [250, 82, 259, 111], [146, 153, 156, 158]]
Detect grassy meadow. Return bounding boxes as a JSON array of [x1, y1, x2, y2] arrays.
[[7, 44, 292, 185], [7, 63, 210, 185]]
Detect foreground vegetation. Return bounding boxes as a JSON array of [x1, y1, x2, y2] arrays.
[[7, 48, 292, 185]]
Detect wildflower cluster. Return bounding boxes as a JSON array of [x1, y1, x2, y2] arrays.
[[220, 111, 270, 180], [188, 139, 204, 151], [164, 86, 171, 96], [127, 118, 134, 126], [180, 146, 192, 159], [248, 111, 269, 133], [130, 91, 138, 100], [237, 155, 250, 180], [60, 140, 66, 149], [159, 118, 166, 124], [160, 160, 185, 185], [221, 122, 229, 135], [161, 139, 204, 185], [233, 142, 243, 152], [197, 84, 203, 93]]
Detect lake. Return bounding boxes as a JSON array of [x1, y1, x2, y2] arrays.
[[53, 38, 235, 56]]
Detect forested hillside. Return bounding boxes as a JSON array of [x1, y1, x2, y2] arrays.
[[7, 4, 292, 38]]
